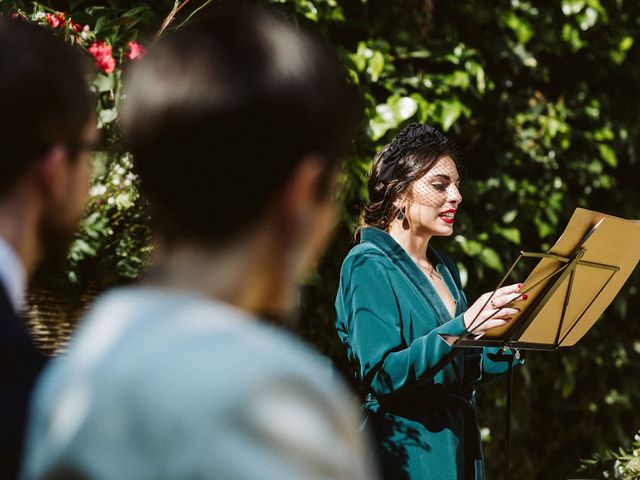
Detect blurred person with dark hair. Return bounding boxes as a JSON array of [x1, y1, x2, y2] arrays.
[[21, 8, 374, 480], [0, 16, 96, 479], [335, 123, 525, 479]]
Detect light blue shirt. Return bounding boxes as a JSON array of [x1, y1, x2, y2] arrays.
[[0, 236, 26, 312], [22, 287, 376, 480]]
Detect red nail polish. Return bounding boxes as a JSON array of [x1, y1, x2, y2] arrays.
[[522, 294, 528, 300], [518, 283, 523, 289]]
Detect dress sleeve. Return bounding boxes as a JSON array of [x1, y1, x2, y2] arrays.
[[337, 252, 466, 400]]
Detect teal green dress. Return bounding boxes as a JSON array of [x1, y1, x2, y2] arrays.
[[335, 227, 520, 480]]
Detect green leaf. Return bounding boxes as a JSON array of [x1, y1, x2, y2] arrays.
[[562, 24, 585, 51], [408, 49, 431, 59], [502, 210, 518, 224], [598, 144, 617, 167], [98, 108, 118, 127], [499, 227, 521, 244], [457, 237, 483, 256], [394, 96, 417, 121], [619, 35, 634, 51], [349, 43, 367, 72], [479, 248, 504, 272], [562, 0, 586, 15], [92, 74, 115, 93], [94, 16, 106, 35], [410, 93, 431, 123], [121, 6, 150, 18], [441, 100, 462, 131], [504, 11, 534, 45], [368, 51, 385, 81], [534, 215, 554, 238]]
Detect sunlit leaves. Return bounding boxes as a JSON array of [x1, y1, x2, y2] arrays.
[[92, 73, 116, 93], [496, 227, 521, 245], [6, 1, 640, 476], [611, 35, 634, 64], [438, 99, 464, 132], [98, 109, 117, 128], [503, 10, 534, 45], [598, 144, 618, 168], [369, 94, 418, 140]]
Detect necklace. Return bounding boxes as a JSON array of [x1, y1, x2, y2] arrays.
[[420, 261, 442, 280]]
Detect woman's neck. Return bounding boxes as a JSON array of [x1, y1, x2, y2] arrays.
[[387, 220, 431, 265]]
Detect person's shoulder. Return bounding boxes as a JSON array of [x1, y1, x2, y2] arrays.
[[81, 287, 341, 399], [220, 320, 341, 394], [341, 238, 390, 272], [34, 287, 354, 426]]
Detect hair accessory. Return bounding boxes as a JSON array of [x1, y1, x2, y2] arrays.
[[378, 123, 439, 183]]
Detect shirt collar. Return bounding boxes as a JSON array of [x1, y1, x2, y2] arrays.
[[0, 236, 27, 313]]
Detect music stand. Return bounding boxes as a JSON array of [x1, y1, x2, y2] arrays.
[[439, 208, 640, 480]]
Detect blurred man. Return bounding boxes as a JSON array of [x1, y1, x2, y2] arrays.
[[0, 17, 95, 478], [22, 7, 375, 480]]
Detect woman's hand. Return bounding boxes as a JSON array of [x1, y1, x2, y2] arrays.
[[463, 283, 526, 334]]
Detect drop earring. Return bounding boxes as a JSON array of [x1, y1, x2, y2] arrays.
[[396, 209, 405, 221]]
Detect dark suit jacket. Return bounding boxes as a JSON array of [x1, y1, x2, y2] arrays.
[[0, 285, 45, 479]]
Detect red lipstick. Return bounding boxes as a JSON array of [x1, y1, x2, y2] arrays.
[[438, 209, 457, 224]]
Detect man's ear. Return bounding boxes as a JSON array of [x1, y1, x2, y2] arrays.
[[35, 144, 70, 203], [280, 155, 328, 227]]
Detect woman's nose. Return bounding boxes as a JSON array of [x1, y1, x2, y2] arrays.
[[447, 185, 462, 205]]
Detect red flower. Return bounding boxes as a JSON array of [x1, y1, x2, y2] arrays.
[[89, 41, 116, 74], [46, 12, 65, 29], [69, 20, 83, 33], [126, 41, 145, 61]]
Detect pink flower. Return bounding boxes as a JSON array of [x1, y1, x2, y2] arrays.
[[46, 12, 65, 29], [89, 41, 116, 74], [127, 41, 145, 61]]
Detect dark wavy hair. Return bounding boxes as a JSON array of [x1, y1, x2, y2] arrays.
[[361, 123, 460, 231]]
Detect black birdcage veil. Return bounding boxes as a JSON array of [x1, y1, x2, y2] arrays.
[[409, 156, 462, 208]]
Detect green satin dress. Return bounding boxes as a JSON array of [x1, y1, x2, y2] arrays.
[[335, 227, 521, 480]]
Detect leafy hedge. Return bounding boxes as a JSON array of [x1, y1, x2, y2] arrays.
[[4, 1, 640, 478]]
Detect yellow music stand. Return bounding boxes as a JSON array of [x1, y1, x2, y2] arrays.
[[441, 208, 640, 350], [439, 208, 640, 480]]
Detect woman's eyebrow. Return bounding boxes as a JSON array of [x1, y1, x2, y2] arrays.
[[428, 173, 459, 182]]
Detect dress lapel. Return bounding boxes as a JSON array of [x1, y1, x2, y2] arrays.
[[360, 228, 462, 325], [360, 228, 466, 383]]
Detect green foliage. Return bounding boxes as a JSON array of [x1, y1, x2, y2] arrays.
[[285, 2, 640, 479], [3, 0, 166, 298], [68, 153, 151, 288], [581, 430, 640, 479], [4, 1, 640, 479]]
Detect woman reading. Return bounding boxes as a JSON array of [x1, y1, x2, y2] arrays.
[[335, 123, 525, 479]]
